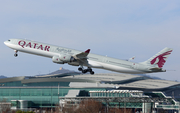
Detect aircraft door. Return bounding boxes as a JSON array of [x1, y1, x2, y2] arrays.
[[132, 63, 139, 69], [102, 57, 108, 63]]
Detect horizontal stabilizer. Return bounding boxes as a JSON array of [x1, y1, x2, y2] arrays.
[[149, 67, 166, 72]]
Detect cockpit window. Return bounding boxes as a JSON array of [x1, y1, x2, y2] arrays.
[[8, 40, 10, 41]]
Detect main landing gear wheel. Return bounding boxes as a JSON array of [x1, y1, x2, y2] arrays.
[[82, 69, 88, 74], [78, 67, 83, 71], [90, 71, 94, 75]]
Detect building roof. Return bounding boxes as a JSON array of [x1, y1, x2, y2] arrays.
[[64, 73, 180, 90], [119, 79, 180, 90], [64, 73, 150, 84], [0, 73, 179, 91]]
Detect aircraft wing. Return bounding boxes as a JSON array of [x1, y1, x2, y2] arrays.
[[72, 49, 90, 66], [73, 49, 90, 60], [128, 56, 135, 61]]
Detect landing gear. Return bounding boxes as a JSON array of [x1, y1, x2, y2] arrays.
[[78, 67, 83, 71], [14, 54, 18, 57], [14, 50, 18, 57], [90, 71, 94, 75], [78, 67, 95, 75]]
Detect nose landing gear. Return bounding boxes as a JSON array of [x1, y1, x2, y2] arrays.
[[78, 67, 95, 75], [14, 50, 18, 57]]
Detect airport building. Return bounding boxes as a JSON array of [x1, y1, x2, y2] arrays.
[[0, 68, 180, 112]]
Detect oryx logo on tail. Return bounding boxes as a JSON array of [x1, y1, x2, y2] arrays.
[[140, 47, 173, 69], [150, 50, 173, 68]]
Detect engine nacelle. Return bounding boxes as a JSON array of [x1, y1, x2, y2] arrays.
[[52, 56, 64, 64], [59, 55, 75, 63], [68, 62, 79, 66]]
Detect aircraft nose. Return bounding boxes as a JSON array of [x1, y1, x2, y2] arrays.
[[4, 41, 8, 45], [4, 41, 7, 45], [4, 40, 10, 46]]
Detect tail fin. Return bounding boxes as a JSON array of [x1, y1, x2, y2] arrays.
[[141, 47, 173, 68]]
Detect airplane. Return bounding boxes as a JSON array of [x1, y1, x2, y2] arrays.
[[4, 39, 173, 75]]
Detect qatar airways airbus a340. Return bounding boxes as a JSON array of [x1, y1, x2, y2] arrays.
[[4, 39, 173, 75]]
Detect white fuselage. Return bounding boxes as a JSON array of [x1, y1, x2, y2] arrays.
[[4, 39, 163, 74]]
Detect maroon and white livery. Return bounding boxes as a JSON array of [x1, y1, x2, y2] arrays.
[[4, 39, 173, 74]]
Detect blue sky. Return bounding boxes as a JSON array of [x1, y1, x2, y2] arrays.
[[0, 1, 180, 81]]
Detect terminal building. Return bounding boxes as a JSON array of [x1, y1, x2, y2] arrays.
[[0, 68, 180, 112]]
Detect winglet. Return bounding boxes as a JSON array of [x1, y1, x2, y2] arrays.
[[128, 56, 135, 61], [85, 49, 90, 53]]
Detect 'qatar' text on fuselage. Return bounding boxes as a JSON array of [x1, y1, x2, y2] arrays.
[[18, 40, 50, 51]]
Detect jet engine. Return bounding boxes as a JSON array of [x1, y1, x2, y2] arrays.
[[52, 56, 64, 64], [59, 55, 75, 63], [52, 55, 75, 64]]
